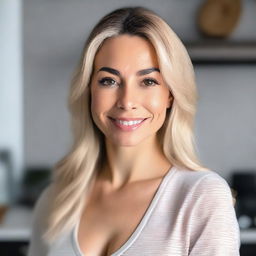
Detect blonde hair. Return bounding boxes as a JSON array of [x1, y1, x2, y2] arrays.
[[43, 6, 209, 244]]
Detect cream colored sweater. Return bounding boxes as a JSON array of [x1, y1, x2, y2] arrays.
[[28, 166, 241, 256]]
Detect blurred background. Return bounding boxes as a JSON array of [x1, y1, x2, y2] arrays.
[[0, 0, 256, 255]]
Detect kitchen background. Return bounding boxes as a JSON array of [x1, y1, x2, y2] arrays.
[[0, 0, 256, 255]]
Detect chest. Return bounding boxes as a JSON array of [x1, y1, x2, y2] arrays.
[[77, 179, 162, 256]]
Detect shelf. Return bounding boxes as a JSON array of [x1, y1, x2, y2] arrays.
[[185, 41, 256, 64]]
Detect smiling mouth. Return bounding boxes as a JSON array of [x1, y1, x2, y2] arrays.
[[108, 117, 148, 121], [108, 117, 149, 131]]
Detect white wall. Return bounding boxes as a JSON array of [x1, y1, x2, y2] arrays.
[[23, 0, 256, 181], [195, 66, 256, 177], [0, 0, 23, 202]]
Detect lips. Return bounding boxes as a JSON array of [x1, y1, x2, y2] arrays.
[[108, 116, 148, 131], [108, 117, 147, 121]]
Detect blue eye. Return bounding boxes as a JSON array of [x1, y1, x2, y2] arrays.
[[98, 77, 118, 87], [143, 78, 159, 86]]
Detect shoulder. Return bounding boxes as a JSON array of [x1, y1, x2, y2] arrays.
[[33, 184, 54, 212], [170, 166, 234, 205], [31, 184, 54, 230], [174, 166, 231, 191], [28, 184, 55, 256], [173, 168, 241, 254]]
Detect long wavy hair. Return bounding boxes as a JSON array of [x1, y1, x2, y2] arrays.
[[43, 6, 209, 244]]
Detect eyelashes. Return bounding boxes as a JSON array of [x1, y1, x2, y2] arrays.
[[98, 77, 118, 86], [143, 78, 159, 86], [98, 77, 160, 87]]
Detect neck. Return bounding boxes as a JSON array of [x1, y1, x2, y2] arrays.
[[99, 134, 171, 189]]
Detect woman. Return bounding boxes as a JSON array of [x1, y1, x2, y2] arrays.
[[28, 6, 240, 256]]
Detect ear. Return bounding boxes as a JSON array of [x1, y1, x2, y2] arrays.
[[167, 91, 174, 109]]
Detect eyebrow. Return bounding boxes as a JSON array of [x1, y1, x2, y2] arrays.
[[97, 67, 160, 76]]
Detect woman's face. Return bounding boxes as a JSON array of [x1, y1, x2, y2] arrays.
[[90, 34, 172, 147]]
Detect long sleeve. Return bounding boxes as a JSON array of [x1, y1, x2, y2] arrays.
[[188, 174, 241, 255], [27, 185, 52, 256]]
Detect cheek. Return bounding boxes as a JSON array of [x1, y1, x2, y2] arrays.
[[91, 89, 113, 118], [91, 92, 102, 114], [146, 90, 169, 114]]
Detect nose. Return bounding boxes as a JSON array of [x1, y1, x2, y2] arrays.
[[116, 83, 138, 110]]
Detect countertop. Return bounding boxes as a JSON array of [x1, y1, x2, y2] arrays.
[[0, 206, 33, 241]]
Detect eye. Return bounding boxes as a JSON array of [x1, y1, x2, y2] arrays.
[[143, 78, 159, 86], [98, 77, 118, 87]]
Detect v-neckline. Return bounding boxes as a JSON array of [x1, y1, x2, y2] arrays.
[[72, 165, 177, 256]]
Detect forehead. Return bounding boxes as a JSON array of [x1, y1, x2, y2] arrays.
[[93, 34, 159, 72]]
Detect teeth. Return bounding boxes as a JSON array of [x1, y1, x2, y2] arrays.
[[116, 119, 143, 126]]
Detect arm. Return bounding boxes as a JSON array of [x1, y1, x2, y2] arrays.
[[188, 173, 240, 256], [27, 185, 52, 256]]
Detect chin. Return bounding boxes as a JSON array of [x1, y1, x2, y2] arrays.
[[111, 139, 141, 147], [109, 134, 150, 148]]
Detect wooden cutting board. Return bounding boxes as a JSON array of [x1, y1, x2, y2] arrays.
[[197, 0, 242, 38]]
